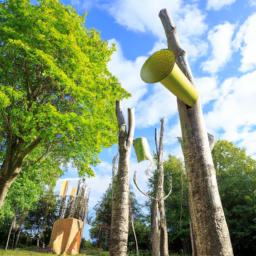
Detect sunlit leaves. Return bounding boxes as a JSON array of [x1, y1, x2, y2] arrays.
[[0, 0, 128, 175]]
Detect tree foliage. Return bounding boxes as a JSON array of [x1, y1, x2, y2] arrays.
[[0, 155, 61, 220], [212, 140, 256, 255], [0, 152, 61, 248], [23, 190, 59, 247], [0, 0, 128, 205], [158, 141, 256, 255], [90, 185, 150, 252], [162, 155, 190, 254], [148, 155, 190, 254]]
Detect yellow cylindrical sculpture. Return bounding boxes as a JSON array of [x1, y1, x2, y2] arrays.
[[140, 49, 198, 107]]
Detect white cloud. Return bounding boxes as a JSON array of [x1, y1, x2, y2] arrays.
[[205, 70, 256, 156], [249, 0, 256, 6], [109, 39, 180, 129], [105, 0, 208, 59], [195, 76, 219, 105], [233, 14, 256, 72], [202, 22, 235, 74], [108, 39, 147, 109], [106, 0, 181, 38], [136, 85, 178, 128], [207, 0, 236, 10]]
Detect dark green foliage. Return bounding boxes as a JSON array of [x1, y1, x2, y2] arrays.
[[212, 140, 256, 256], [148, 155, 190, 255], [23, 191, 59, 247], [163, 156, 191, 254], [148, 141, 256, 255], [90, 186, 112, 249], [90, 185, 150, 252]]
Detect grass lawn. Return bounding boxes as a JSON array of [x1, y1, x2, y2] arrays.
[[0, 248, 109, 256]]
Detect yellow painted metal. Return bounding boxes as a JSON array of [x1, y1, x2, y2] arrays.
[[140, 49, 198, 107], [60, 180, 69, 198]]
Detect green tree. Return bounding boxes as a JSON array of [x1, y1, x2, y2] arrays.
[[148, 155, 190, 255], [212, 140, 256, 256], [163, 156, 190, 254], [23, 190, 59, 248], [0, 0, 128, 207], [156, 142, 256, 255], [90, 185, 150, 253], [0, 154, 61, 248]]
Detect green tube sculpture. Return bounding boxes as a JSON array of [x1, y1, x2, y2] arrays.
[[140, 49, 198, 107], [133, 137, 153, 163]]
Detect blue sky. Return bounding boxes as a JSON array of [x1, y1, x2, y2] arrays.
[[55, 0, 256, 239]]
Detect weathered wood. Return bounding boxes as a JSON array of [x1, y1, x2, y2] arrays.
[[159, 9, 233, 256], [151, 196, 160, 256], [156, 119, 169, 256], [133, 171, 172, 202], [110, 101, 135, 256], [151, 119, 169, 256], [129, 196, 139, 256]]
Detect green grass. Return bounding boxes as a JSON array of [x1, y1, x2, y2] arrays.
[[0, 249, 53, 256], [0, 249, 185, 256], [0, 248, 109, 256]]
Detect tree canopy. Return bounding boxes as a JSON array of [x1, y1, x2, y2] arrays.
[[0, 154, 61, 220], [0, 0, 128, 206], [212, 140, 256, 255], [159, 141, 256, 255]]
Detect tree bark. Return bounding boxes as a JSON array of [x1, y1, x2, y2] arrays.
[[0, 167, 21, 208], [157, 120, 169, 256], [155, 119, 169, 256], [151, 197, 160, 256], [159, 9, 233, 256], [5, 215, 16, 250], [110, 101, 135, 256], [129, 197, 139, 256], [0, 137, 41, 208]]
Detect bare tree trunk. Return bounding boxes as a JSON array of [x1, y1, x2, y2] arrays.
[[156, 119, 169, 256], [129, 197, 139, 256], [151, 199, 160, 256], [159, 9, 233, 256], [110, 101, 135, 256], [5, 215, 16, 250], [13, 211, 27, 249], [14, 228, 21, 249]]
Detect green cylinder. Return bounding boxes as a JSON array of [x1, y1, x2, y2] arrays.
[[133, 137, 153, 163], [140, 49, 198, 107]]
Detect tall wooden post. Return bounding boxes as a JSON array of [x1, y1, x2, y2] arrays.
[[159, 9, 233, 256], [110, 101, 135, 256], [155, 119, 169, 256]]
